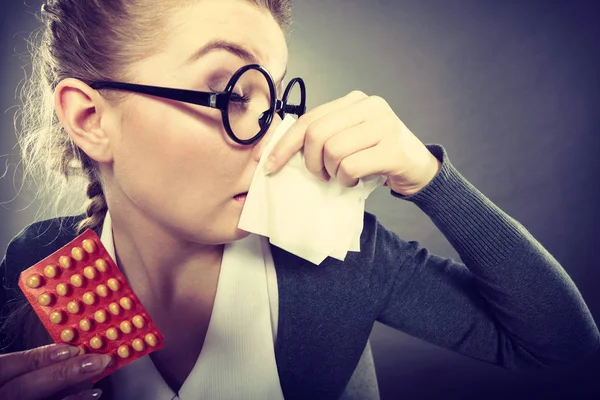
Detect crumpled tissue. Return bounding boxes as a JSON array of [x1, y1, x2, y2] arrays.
[[238, 115, 387, 265]]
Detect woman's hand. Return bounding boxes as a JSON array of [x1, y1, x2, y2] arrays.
[[0, 343, 111, 400], [264, 91, 442, 196]]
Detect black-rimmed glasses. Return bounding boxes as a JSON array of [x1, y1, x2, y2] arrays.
[[87, 64, 306, 146]]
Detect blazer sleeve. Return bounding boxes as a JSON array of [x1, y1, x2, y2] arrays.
[[0, 254, 7, 342], [0, 235, 25, 352], [371, 144, 600, 370], [0, 215, 84, 353]]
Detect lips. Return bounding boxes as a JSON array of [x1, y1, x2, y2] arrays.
[[234, 192, 248, 198]]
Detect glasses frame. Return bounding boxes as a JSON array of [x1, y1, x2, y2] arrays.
[[88, 64, 306, 145]]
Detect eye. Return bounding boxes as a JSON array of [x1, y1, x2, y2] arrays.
[[230, 92, 251, 104]]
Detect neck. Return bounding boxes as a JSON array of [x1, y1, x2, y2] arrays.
[[108, 205, 224, 309]]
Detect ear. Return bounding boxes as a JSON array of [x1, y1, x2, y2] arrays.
[[54, 78, 114, 163]]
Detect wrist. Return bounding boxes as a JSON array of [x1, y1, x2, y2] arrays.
[[391, 157, 441, 196]]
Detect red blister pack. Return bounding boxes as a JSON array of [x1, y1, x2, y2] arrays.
[[18, 229, 164, 382]]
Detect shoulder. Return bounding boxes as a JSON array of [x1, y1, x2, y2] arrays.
[[3, 214, 85, 264], [2, 214, 85, 292], [359, 210, 412, 258], [271, 210, 413, 294], [0, 215, 85, 353]]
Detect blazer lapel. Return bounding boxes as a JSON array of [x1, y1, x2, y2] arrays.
[[270, 244, 374, 400]]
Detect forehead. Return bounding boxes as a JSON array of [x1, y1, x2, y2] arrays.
[[162, 0, 288, 73]]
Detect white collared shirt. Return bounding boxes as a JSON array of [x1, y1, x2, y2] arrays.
[[100, 212, 284, 400]]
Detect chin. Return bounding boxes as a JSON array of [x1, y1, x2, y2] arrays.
[[184, 216, 253, 245], [231, 226, 252, 241], [206, 226, 252, 245]]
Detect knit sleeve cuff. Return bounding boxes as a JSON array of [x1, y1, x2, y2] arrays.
[[388, 144, 526, 268]]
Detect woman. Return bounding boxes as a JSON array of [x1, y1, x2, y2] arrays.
[[1, 0, 598, 399]]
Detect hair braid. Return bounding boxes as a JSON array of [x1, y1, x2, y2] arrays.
[[76, 178, 108, 235], [75, 155, 108, 234]]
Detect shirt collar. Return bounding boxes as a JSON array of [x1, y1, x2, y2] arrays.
[[100, 210, 117, 263]]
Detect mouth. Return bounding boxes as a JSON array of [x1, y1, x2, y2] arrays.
[[233, 192, 248, 204]]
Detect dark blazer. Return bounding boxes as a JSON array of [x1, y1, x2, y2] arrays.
[[2, 144, 599, 400]]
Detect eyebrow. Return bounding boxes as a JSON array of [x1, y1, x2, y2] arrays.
[[186, 39, 288, 86]]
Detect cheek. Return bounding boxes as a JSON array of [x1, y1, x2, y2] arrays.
[[111, 102, 229, 208]]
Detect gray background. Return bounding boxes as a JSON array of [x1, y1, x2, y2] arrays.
[[2, 0, 599, 399]]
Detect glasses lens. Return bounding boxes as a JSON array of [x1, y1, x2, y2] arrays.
[[283, 80, 302, 117], [228, 68, 272, 141]]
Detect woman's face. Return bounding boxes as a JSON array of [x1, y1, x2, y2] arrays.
[[104, 0, 288, 244]]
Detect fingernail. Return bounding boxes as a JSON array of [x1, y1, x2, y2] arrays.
[[50, 344, 80, 361], [80, 354, 112, 373], [263, 155, 276, 175], [319, 173, 330, 182], [80, 389, 103, 399]]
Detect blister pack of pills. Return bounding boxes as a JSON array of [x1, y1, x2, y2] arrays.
[[18, 229, 164, 382]]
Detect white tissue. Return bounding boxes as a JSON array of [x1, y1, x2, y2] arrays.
[[238, 115, 387, 265]]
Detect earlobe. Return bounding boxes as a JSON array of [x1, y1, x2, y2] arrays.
[[54, 78, 114, 163]]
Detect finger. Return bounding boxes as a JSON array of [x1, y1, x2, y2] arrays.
[[1, 353, 111, 400], [303, 102, 367, 179], [305, 98, 386, 179], [0, 344, 80, 385], [322, 121, 382, 181], [52, 380, 95, 400], [267, 90, 368, 174], [62, 389, 102, 400], [336, 144, 387, 188]]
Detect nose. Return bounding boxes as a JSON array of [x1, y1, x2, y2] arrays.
[[252, 114, 283, 163]]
